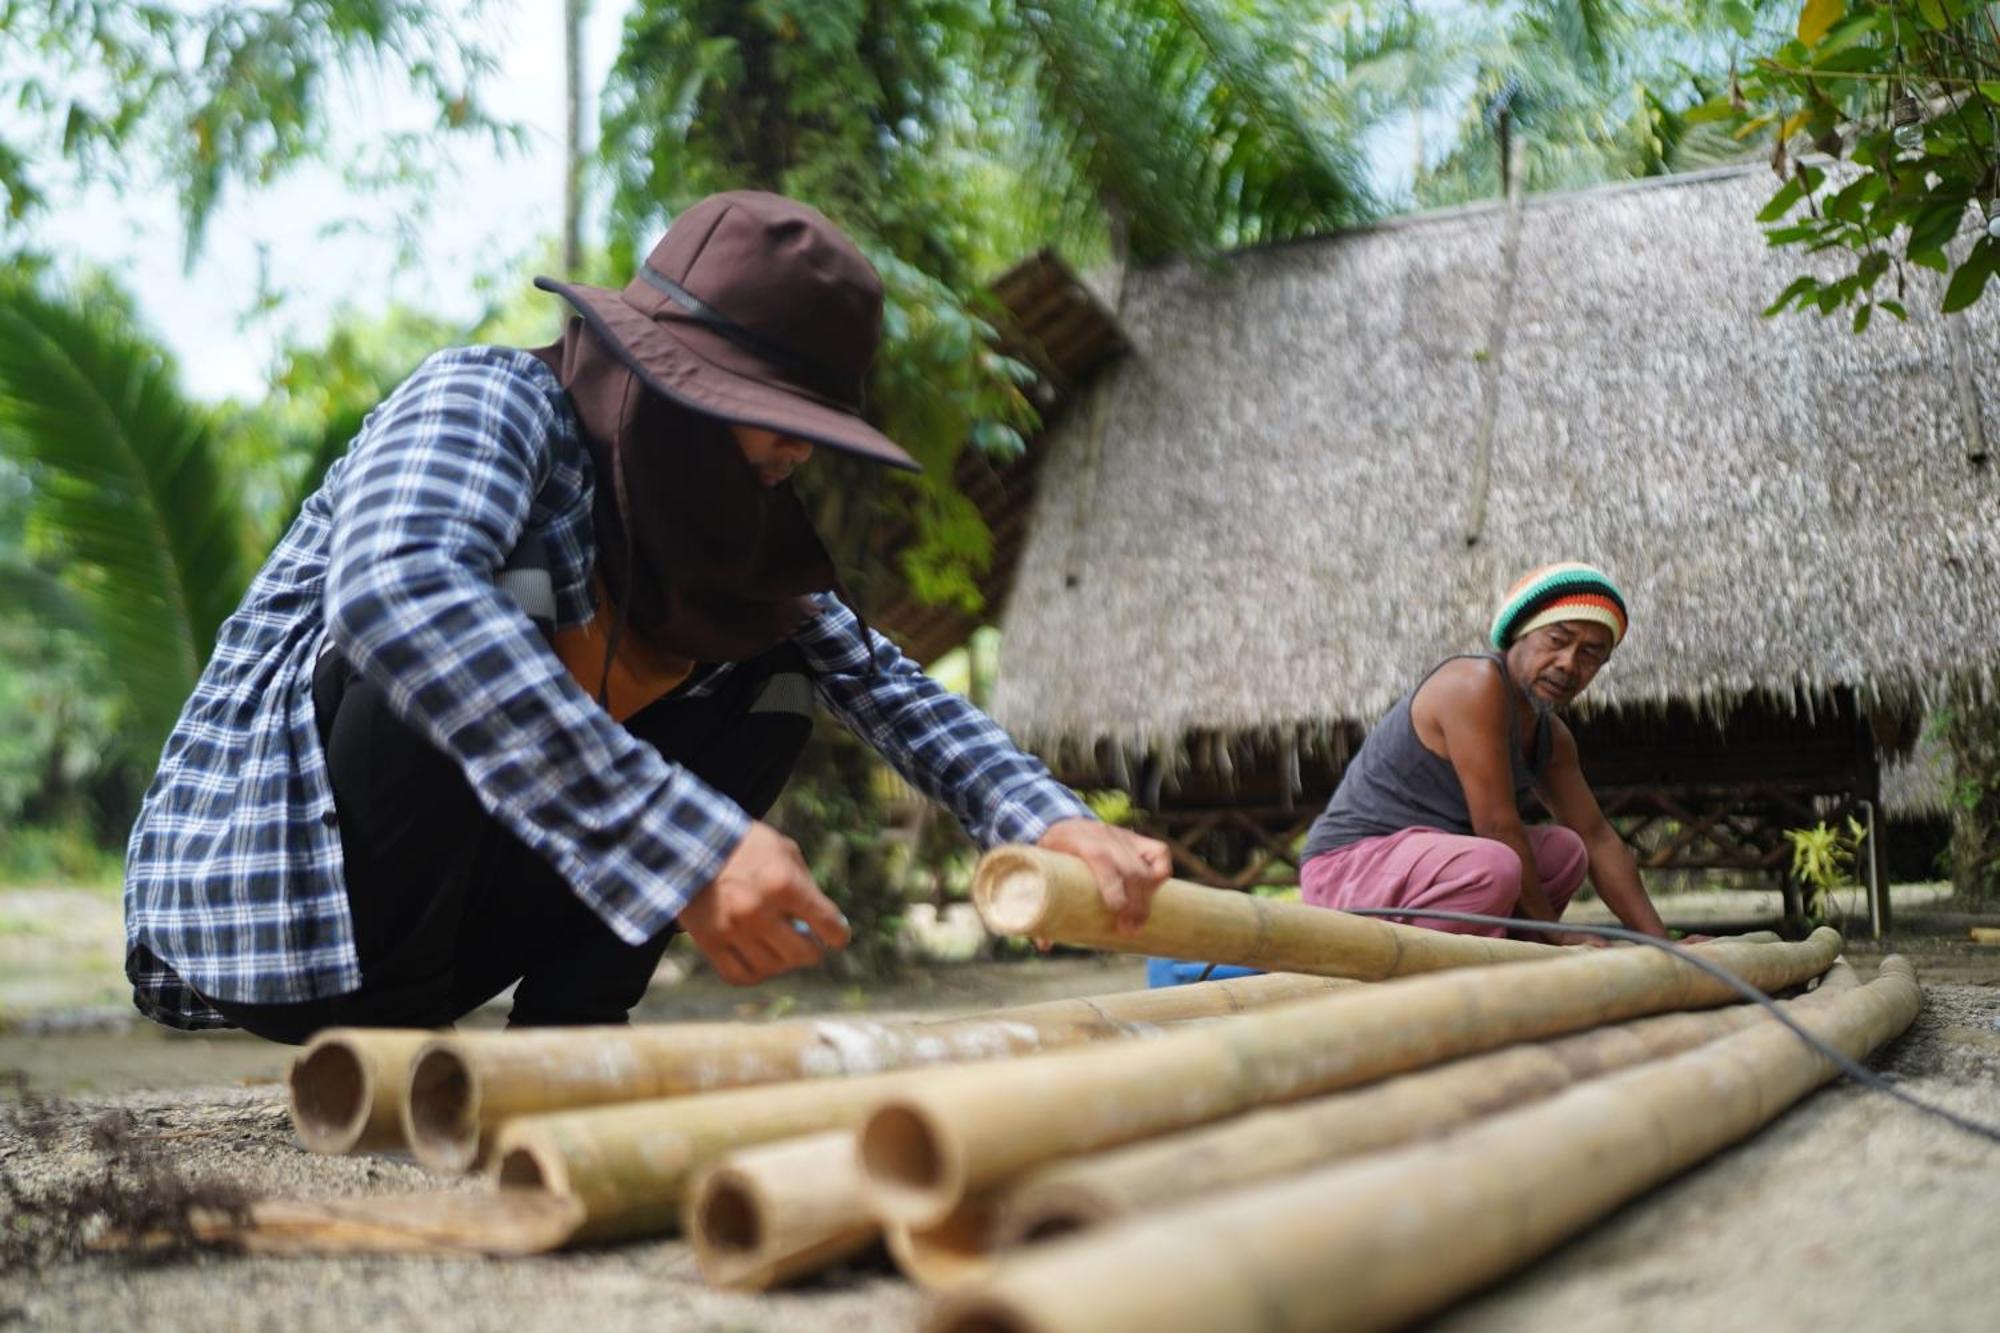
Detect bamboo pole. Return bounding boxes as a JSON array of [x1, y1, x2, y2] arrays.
[[288, 1029, 436, 1155], [928, 958, 1923, 1333], [975, 845, 1561, 977], [689, 962, 1857, 1292], [673, 975, 1353, 1292], [990, 960, 1862, 1247], [685, 1131, 879, 1290], [406, 971, 1356, 1172], [980, 970, 1355, 1026], [489, 1069, 927, 1244], [859, 929, 1842, 1227]]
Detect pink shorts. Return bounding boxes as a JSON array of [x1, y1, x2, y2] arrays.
[[1300, 825, 1588, 938]]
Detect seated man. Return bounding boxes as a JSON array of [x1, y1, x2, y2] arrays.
[[1298, 563, 1676, 946]]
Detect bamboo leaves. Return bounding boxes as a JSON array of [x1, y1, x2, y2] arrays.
[[1796, 0, 1845, 47], [1742, 0, 1999, 322]]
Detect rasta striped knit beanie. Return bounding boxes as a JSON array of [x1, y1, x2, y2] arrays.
[[1489, 562, 1628, 650]]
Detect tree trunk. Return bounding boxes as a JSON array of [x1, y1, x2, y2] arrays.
[[563, 0, 590, 273], [1946, 704, 2000, 904]]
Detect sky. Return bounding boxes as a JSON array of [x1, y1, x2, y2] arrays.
[[22, 1, 1437, 407], [25, 1, 635, 403]]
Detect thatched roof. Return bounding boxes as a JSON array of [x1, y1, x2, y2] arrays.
[[870, 252, 1126, 664], [993, 165, 2000, 768]]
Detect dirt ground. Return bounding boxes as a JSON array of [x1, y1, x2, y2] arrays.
[[3, 885, 1998, 1332]]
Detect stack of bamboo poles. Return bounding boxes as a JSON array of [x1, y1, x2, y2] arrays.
[[250, 845, 1919, 1330]]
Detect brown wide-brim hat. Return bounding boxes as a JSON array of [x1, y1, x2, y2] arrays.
[[534, 190, 920, 472]]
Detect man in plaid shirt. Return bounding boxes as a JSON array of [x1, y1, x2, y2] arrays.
[[124, 191, 1169, 1041]]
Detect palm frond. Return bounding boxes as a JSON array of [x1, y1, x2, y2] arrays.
[[0, 552, 92, 635], [1006, 0, 1374, 260], [0, 274, 255, 752]]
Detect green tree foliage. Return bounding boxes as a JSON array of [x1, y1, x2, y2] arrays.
[[0, 0, 512, 262], [593, 2, 1395, 962], [0, 268, 256, 757], [598, 0, 1392, 609], [1403, 0, 1775, 208], [1729, 0, 2000, 322], [0, 464, 134, 858], [1941, 706, 2000, 904], [219, 271, 564, 542]]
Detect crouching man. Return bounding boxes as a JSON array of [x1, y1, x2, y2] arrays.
[[123, 190, 1169, 1041], [1298, 563, 1681, 945]]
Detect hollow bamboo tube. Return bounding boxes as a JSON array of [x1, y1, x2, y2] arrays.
[[991, 960, 1862, 1246], [490, 1068, 926, 1244], [860, 928, 1842, 1227], [883, 1198, 998, 1290], [408, 971, 1356, 1172], [976, 845, 1560, 977], [674, 974, 1353, 1291], [686, 1131, 879, 1290], [288, 1029, 437, 1154], [928, 957, 1922, 1333]]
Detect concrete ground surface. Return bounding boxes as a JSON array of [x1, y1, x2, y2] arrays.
[[2, 884, 1998, 1331]]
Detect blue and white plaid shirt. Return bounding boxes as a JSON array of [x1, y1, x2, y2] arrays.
[[124, 346, 1090, 1030]]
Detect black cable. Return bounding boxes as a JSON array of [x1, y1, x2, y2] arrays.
[[1318, 907, 2000, 1145]]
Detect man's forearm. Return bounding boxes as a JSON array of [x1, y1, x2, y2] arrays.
[[1587, 832, 1668, 936], [1478, 821, 1556, 922]]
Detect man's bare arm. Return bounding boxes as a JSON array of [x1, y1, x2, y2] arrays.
[[1420, 661, 1557, 922], [1534, 721, 1670, 938]]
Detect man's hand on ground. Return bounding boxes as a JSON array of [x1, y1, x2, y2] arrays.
[[1036, 818, 1173, 934], [679, 822, 851, 985]]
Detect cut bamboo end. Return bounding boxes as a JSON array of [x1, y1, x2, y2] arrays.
[[979, 849, 1065, 935], [858, 1101, 964, 1228], [694, 1174, 766, 1264], [287, 1029, 433, 1155], [686, 1131, 878, 1291], [885, 1199, 999, 1290], [404, 1041, 483, 1173], [993, 1182, 1117, 1248], [494, 1138, 569, 1197]]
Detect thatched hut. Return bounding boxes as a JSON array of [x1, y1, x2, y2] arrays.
[[975, 165, 2000, 919]]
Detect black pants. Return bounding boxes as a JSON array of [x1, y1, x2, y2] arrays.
[[202, 646, 813, 1043]]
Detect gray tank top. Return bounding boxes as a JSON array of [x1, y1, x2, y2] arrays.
[[1301, 653, 1552, 859]]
